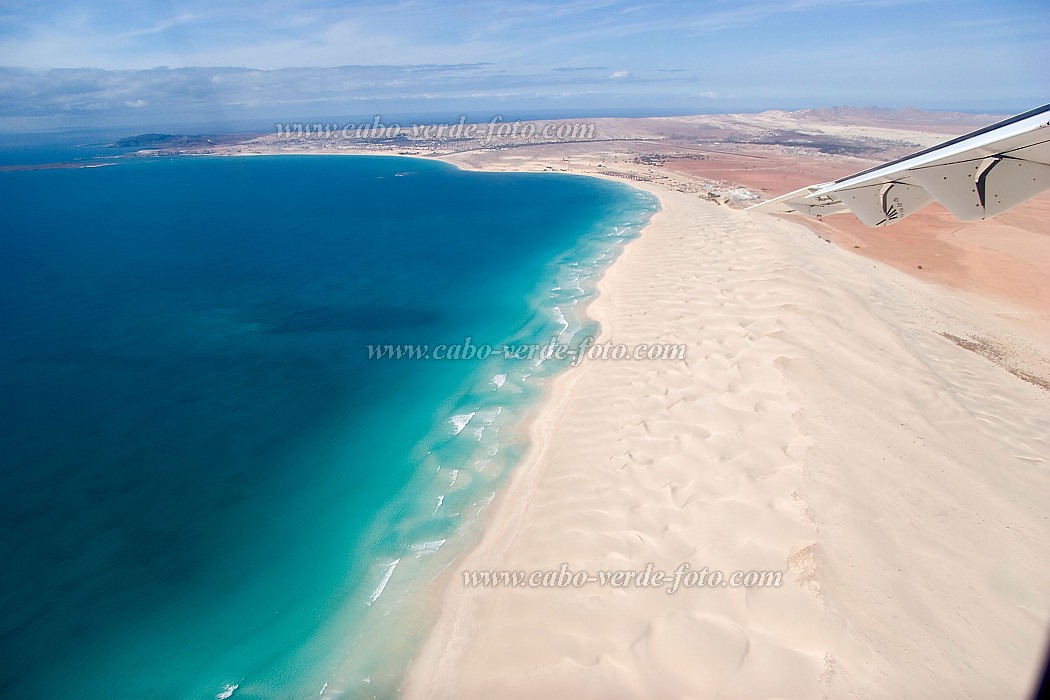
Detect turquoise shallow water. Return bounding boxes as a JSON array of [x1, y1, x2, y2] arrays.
[[0, 153, 656, 698]]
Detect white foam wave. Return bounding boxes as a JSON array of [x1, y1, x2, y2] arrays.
[[216, 684, 238, 699], [477, 406, 503, 423], [450, 412, 475, 435], [411, 539, 447, 555], [470, 407, 503, 441], [552, 305, 567, 325], [367, 558, 400, 606], [491, 373, 507, 389]]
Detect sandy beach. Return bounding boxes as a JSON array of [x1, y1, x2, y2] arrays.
[[192, 109, 1050, 697], [401, 181, 1050, 699]]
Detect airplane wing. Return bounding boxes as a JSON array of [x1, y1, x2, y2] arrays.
[[748, 103, 1050, 227]]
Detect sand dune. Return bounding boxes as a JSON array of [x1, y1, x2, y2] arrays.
[[405, 186, 1050, 698]]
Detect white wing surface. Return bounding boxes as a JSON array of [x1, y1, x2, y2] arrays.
[[748, 104, 1050, 227]]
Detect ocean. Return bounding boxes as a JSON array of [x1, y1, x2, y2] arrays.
[[0, 152, 656, 698]]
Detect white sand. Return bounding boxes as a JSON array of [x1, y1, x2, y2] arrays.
[[404, 184, 1050, 699]]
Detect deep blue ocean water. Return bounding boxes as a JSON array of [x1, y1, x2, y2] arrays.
[[0, 153, 655, 698]]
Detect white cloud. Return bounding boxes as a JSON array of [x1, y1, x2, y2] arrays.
[[118, 13, 199, 39], [0, 0, 1044, 125]]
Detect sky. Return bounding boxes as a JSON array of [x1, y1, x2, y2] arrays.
[[0, 0, 1047, 131]]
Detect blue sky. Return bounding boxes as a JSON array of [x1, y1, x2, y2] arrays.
[[0, 0, 1047, 130]]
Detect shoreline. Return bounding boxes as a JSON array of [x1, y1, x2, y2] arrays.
[[390, 165, 1050, 697], [301, 154, 663, 697], [400, 178, 678, 696], [139, 143, 1050, 696]]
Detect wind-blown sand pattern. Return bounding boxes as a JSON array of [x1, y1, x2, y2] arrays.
[[404, 186, 1050, 699]]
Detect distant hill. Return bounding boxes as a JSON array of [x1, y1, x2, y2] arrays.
[[112, 133, 248, 149], [788, 106, 1007, 129]]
